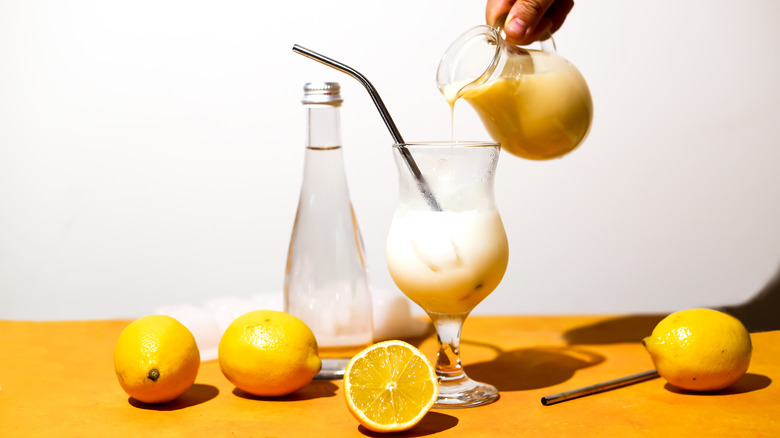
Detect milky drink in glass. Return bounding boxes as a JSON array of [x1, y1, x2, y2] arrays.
[[386, 208, 507, 315], [386, 141, 508, 408]]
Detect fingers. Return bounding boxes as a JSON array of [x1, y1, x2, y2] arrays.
[[485, 0, 574, 46], [545, 0, 574, 35], [504, 0, 556, 45]]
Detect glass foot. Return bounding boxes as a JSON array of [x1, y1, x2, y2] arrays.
[[434, 375, 499, 408], [313, 358, 350, 380]]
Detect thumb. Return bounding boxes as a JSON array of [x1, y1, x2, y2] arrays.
[[504, 0, 555, 44]]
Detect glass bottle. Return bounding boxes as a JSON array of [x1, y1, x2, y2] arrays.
[[284, 82, 373, 379]]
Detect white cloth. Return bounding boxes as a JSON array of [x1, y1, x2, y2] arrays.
[[155, 289, 428, 362]]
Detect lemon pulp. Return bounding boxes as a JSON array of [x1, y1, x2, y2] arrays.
[[344, 340, 438, 433]]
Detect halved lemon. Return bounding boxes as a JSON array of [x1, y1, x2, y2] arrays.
[[343, 340, 438, 433]]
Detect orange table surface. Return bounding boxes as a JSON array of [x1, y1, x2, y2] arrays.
[[1, 315, 778, 437]]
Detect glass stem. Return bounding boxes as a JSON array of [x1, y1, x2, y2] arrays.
[[430, 313, 469, 382]]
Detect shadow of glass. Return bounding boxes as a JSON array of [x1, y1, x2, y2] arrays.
[[357, 411, 458, 437], [231, 380, 339, 401], [463, 344, 604, 391], [128, 383, 219, 410], [563, 315, 666, 345], [664, 373, 772, 396]]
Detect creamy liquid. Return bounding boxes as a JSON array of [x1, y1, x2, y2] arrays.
[[386, 209, 509, 315], [444, 49, 592, 160]]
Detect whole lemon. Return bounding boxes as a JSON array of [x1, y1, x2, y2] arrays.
[[642, 308, 752, 392], [218, 310, 321, 397], [114, 315, 200, 404]]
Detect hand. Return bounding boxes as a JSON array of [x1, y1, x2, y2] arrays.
[[486, 0, 574, 46]]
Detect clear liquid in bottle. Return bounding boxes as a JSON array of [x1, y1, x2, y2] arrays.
[[284, 82, 373, 379]]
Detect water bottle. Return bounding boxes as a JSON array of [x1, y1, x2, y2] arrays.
[[284, 82, 373, 379]]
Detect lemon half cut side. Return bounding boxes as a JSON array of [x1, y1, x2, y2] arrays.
[[343, 340, 439, 433]]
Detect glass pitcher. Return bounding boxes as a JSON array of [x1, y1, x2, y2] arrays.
[[437, 27, 593, 161]]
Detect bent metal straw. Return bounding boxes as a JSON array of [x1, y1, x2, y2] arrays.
[[542, 369, 660, 406], [292, 44, 441, 211]]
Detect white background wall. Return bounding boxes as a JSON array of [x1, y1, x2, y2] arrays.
[[2, 0, 779, 320]]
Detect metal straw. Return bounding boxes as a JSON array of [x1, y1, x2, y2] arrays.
[[292, 44, 441, 211], [541, 369, 660, 406]]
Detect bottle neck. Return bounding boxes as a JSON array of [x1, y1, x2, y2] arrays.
[[305, 104, 341, 149]]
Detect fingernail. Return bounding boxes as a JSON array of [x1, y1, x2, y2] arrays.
[[505, 17, 528, 39]]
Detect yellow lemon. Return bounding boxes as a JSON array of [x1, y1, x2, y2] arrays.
[[344, 340, 438, 433], [113, 315, 200, 404], [218, 310, 321, 397], [642, 308, 752, 392]]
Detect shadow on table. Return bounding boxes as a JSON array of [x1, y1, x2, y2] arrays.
[[463, 341, 604, 391], [664, 373, 772, 395], [129, 383, 219, 410], [232, 380, 339, 401], [721, 265, 780, 333], [563, 314, 666, 345], [358, 411, 458, 437], [564, 266, 780, 345]]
